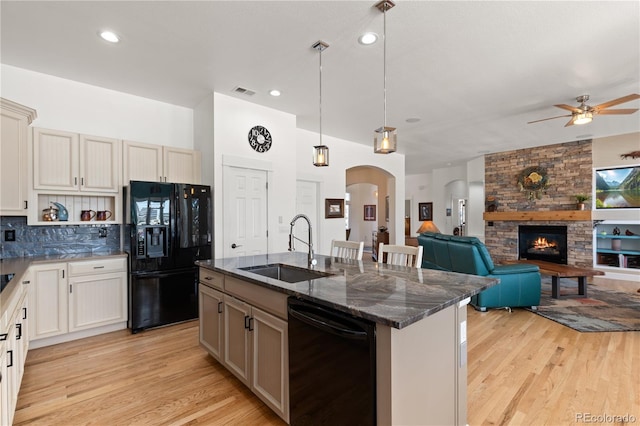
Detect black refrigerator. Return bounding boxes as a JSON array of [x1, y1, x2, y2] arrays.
[[125, 180, 212, 333]]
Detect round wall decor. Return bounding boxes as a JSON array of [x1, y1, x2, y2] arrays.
[[248, 125, 272, 153]]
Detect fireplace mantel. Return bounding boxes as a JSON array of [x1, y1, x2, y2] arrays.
[[483, 211, 591, 221]]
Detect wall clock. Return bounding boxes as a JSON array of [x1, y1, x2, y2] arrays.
[[248, 125, 273, 153]]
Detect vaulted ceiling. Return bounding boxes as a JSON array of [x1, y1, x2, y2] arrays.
[[2, 1, 638, 174]]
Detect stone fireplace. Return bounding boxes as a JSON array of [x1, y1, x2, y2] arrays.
[[518, 225, 567, 264], [484, 140, 593, 267]]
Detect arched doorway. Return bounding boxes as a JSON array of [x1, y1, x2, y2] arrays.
[[346, 165, 396, 256]]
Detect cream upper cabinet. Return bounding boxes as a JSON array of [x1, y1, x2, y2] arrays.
[[123, 140, 201, 184], [123, 140, 163, 183], [163, 146, 201, 184], [33, 128, 121, 193], [0, 98, 37, 215], [79, 134, 121, 192]]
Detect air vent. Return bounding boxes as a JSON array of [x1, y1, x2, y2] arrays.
[[232, 86, 256, 96]]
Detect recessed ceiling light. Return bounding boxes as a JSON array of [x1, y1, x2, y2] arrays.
[[99, 30, 120, 43], [405, 117, 421, 123], [269, 89, 281, 97], [358, 32, 378, 45]]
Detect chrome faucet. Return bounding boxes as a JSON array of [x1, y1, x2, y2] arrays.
[[288, 214, 317, 267]]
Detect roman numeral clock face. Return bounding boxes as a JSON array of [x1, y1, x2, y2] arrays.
[[248, 125, 272, 153]]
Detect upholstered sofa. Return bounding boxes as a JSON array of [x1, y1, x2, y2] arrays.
[[417, 232, 541, 311]]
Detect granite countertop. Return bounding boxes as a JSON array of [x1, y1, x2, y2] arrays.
[[197, 252, 498, 329], [0, 251, 128, 318]]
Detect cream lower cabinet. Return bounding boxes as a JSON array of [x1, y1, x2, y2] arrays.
[[29, 262, 68, 340], [30, 258, 127, 346], [223, 295, 289, 422], [68, 259, 127, 332], [1, 279, 29, 426], [199, 272, 288, 423], [198, 284, 224, 361]]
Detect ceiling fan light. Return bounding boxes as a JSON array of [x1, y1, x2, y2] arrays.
[[574, 111, 593, 125]]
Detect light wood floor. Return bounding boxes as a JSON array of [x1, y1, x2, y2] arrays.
[[14, 278, 640, 426]]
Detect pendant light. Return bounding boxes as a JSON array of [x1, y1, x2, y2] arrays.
[[313, 40, 329, 167], [373, 0, 397, 154]]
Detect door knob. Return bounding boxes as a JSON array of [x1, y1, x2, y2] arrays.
[[231, 243, 242, 249]]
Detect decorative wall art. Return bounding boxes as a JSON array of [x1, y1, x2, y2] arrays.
[[325, 198, 345, 218], [364, 205, 376, 221], [418, 202, 433, 221], [517, 166, 550, 200]]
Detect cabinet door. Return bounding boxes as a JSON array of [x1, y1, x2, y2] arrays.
[[199, 284, 224, 361], [0, 340, 7, 426], [68, 271, 127, 332], [223, 295, 251, 386], [163, 147, 201, 184], [0, 100, 35, 215], [1, 315, 18, 426], [33, 128, 79, 191], [79, 134, 121, 192], [29, 263, 68, 339], [251, 308, 289, 422], [123, 140, 163, 184]]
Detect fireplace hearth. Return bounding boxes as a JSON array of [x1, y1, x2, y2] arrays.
[[518, 225, 568, 264]]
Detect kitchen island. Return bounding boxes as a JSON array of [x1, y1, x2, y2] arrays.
[[197, 252, 498, 425]]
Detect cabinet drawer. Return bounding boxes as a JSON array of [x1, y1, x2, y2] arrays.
[[69, 258, 126, 276], [225, 276, 288, 320], [199, 268, 224, 291]]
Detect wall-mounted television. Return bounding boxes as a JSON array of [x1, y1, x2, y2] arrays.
[[594, 165, 640, 209]]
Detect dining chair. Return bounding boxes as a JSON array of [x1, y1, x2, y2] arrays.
[[330, 240, 365, 261], [378, 243, 423, 267]]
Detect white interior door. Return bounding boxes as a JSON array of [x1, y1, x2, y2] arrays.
[[295, 180, 319, 254], [223, 166, 268, 258]]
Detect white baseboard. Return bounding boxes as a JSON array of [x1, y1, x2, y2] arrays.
[[29, 322, 127, 349]]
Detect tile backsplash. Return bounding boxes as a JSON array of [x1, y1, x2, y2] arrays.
[[0, 216, 121, 258]]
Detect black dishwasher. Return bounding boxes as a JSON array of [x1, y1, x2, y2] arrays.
[[288, 298, 376, 425]]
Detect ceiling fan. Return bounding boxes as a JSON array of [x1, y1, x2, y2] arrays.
[[528, 93, 640, 127]]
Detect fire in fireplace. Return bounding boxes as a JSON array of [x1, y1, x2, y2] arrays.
[[518, 225, 568, 264]]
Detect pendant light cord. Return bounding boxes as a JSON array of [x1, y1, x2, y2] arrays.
[[383, 4, 387, 128], [319, 46, 323, 144]]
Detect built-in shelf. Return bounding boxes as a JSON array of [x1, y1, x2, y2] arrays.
[[483, 211, 592, 221], [594, 221, 640, 271]]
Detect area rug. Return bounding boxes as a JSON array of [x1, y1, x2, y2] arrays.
[[526, 278, 640, 332]]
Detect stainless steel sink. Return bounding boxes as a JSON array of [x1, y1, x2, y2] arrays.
[[239, 263, 333, 283]]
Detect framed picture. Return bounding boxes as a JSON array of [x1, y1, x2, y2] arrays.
[[364, 205, 376, 221], [385, 196, 389, 222], [325, 198, 345, 218], [418, 202, 433, 221]]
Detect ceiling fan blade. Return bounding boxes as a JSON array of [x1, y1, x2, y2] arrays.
[[527, 114, 572, 124], [592, 93, 640, 110], [554, 104, 583, 113], [595, 108, 639, 115], [564, 117, 576, 127]]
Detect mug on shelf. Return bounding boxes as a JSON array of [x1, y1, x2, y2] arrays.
[[96, 210, 112, 221], [80, 210, 97, 221]]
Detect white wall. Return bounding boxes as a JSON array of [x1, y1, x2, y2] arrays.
[[1, 65, 193, 146], [432, 165, 467, 234], [466, 156, 485, 239], [347, 183, 378, 247], [212, 93, 298, 257], [295, 128, 405, 254], [405, 173, 434, 236]]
